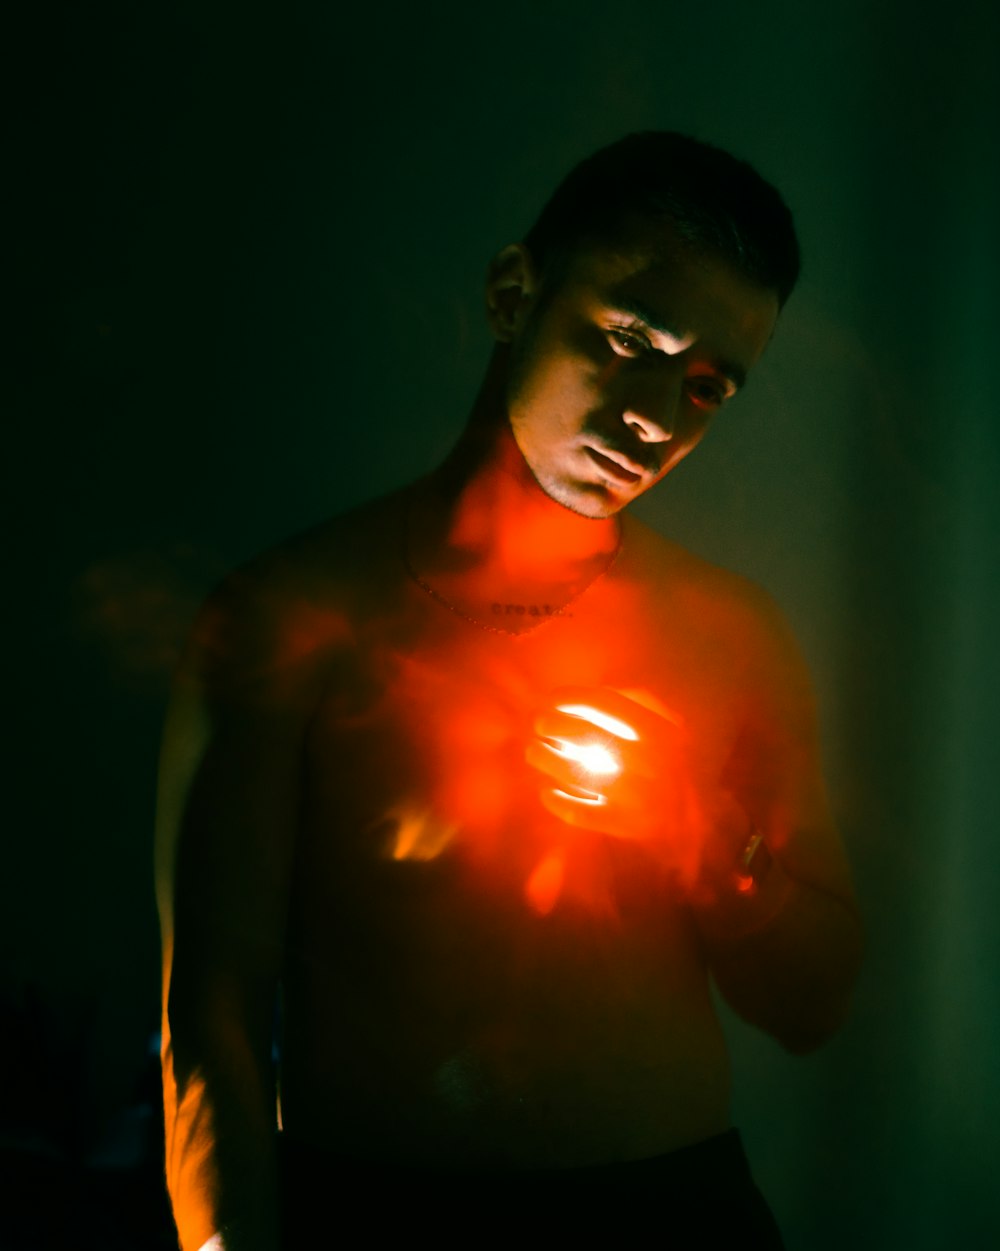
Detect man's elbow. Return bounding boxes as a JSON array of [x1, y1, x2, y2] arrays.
[[769, 986, 857, 1055], [770, 897, 865, 1054], [715, 904, 864, 1054]]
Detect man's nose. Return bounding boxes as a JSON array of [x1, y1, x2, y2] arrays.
[[622, 373, 681, 442]]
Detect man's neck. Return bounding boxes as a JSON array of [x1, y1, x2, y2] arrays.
[[414, 422, 620, 586]]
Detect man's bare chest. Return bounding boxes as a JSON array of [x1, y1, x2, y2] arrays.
[[297, 579, 745, 919]]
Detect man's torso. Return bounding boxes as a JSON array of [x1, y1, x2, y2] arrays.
[[237, 489, 771, 1167]]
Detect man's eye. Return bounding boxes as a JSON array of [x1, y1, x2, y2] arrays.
[[686, 378, 726, 408], [608, 329, 648, 356]]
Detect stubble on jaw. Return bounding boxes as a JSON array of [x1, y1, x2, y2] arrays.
[[516, 448, 625, 521]]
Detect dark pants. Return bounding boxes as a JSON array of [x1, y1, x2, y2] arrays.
[[278, 1128, 786, 1247]]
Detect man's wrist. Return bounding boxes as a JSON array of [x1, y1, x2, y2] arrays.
[[733, 826, 772, 895], [692, 819, 796, 939]]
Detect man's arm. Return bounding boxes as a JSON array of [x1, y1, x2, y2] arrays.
[[155, 571, 317, 1251], [691, 590, 863, 1054], [528, 579, 862, 1055]]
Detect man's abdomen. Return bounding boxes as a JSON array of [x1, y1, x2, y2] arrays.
[[278, 861, 732, 1168]]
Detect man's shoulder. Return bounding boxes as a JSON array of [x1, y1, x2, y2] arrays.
[[182, 487, 410, 689], [622, 513, 780, 628], [623, 515, 812, 707], [239, 486, 408, 590]]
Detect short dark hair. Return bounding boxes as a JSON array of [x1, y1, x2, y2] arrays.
[[523, 131, 800, 307]]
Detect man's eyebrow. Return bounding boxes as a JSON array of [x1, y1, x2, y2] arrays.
[[607, 295, 687, 340], [606, 296, 748, 392], [715, 359, 747, 393]]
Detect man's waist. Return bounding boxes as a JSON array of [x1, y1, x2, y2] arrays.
[[274, 1126, 786, 1247], [278, 1053, 731, 1172]]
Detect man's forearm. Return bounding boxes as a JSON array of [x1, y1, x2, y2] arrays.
[[693, 856, 864, 1054], [163, 1028, 280, 1251]]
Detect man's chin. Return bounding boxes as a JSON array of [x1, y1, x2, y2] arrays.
[[540, 475, 631, 520]]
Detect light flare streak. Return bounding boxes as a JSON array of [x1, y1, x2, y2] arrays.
[[548, 737, 621, 777], [551, 788, 607, 805], [555, 703, 639, 741]]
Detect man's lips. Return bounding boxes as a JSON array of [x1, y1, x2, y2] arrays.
[[584, 445, 646, 485]]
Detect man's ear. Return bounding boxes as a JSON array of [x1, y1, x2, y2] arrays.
[[485, 243, 541, 342]]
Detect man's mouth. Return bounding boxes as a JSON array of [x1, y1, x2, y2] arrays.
[[584, 445, 646, 485]]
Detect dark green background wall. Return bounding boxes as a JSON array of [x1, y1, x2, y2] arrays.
[[8, 1, 999, 1245]]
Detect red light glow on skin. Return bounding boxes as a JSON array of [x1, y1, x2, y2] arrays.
[[524, 851, 566, 916], [389, 805, 457, 862], [369, 535, 712, 922]]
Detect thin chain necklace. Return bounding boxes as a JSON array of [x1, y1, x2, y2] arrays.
[[401, 502, 623, 640]]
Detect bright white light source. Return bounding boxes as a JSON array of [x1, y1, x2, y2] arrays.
[[555, 703, 639, 742], [551, 737, 621, 777]]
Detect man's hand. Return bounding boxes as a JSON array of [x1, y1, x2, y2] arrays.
[[526, 685, 750, 890]]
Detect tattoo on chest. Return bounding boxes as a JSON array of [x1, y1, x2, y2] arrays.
[[491, 602, 570, 619]]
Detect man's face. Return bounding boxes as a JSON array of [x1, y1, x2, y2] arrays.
[[497, 239, 781, 519]]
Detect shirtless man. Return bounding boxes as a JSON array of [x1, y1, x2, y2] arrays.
[[156, 132, 863, 1250]]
